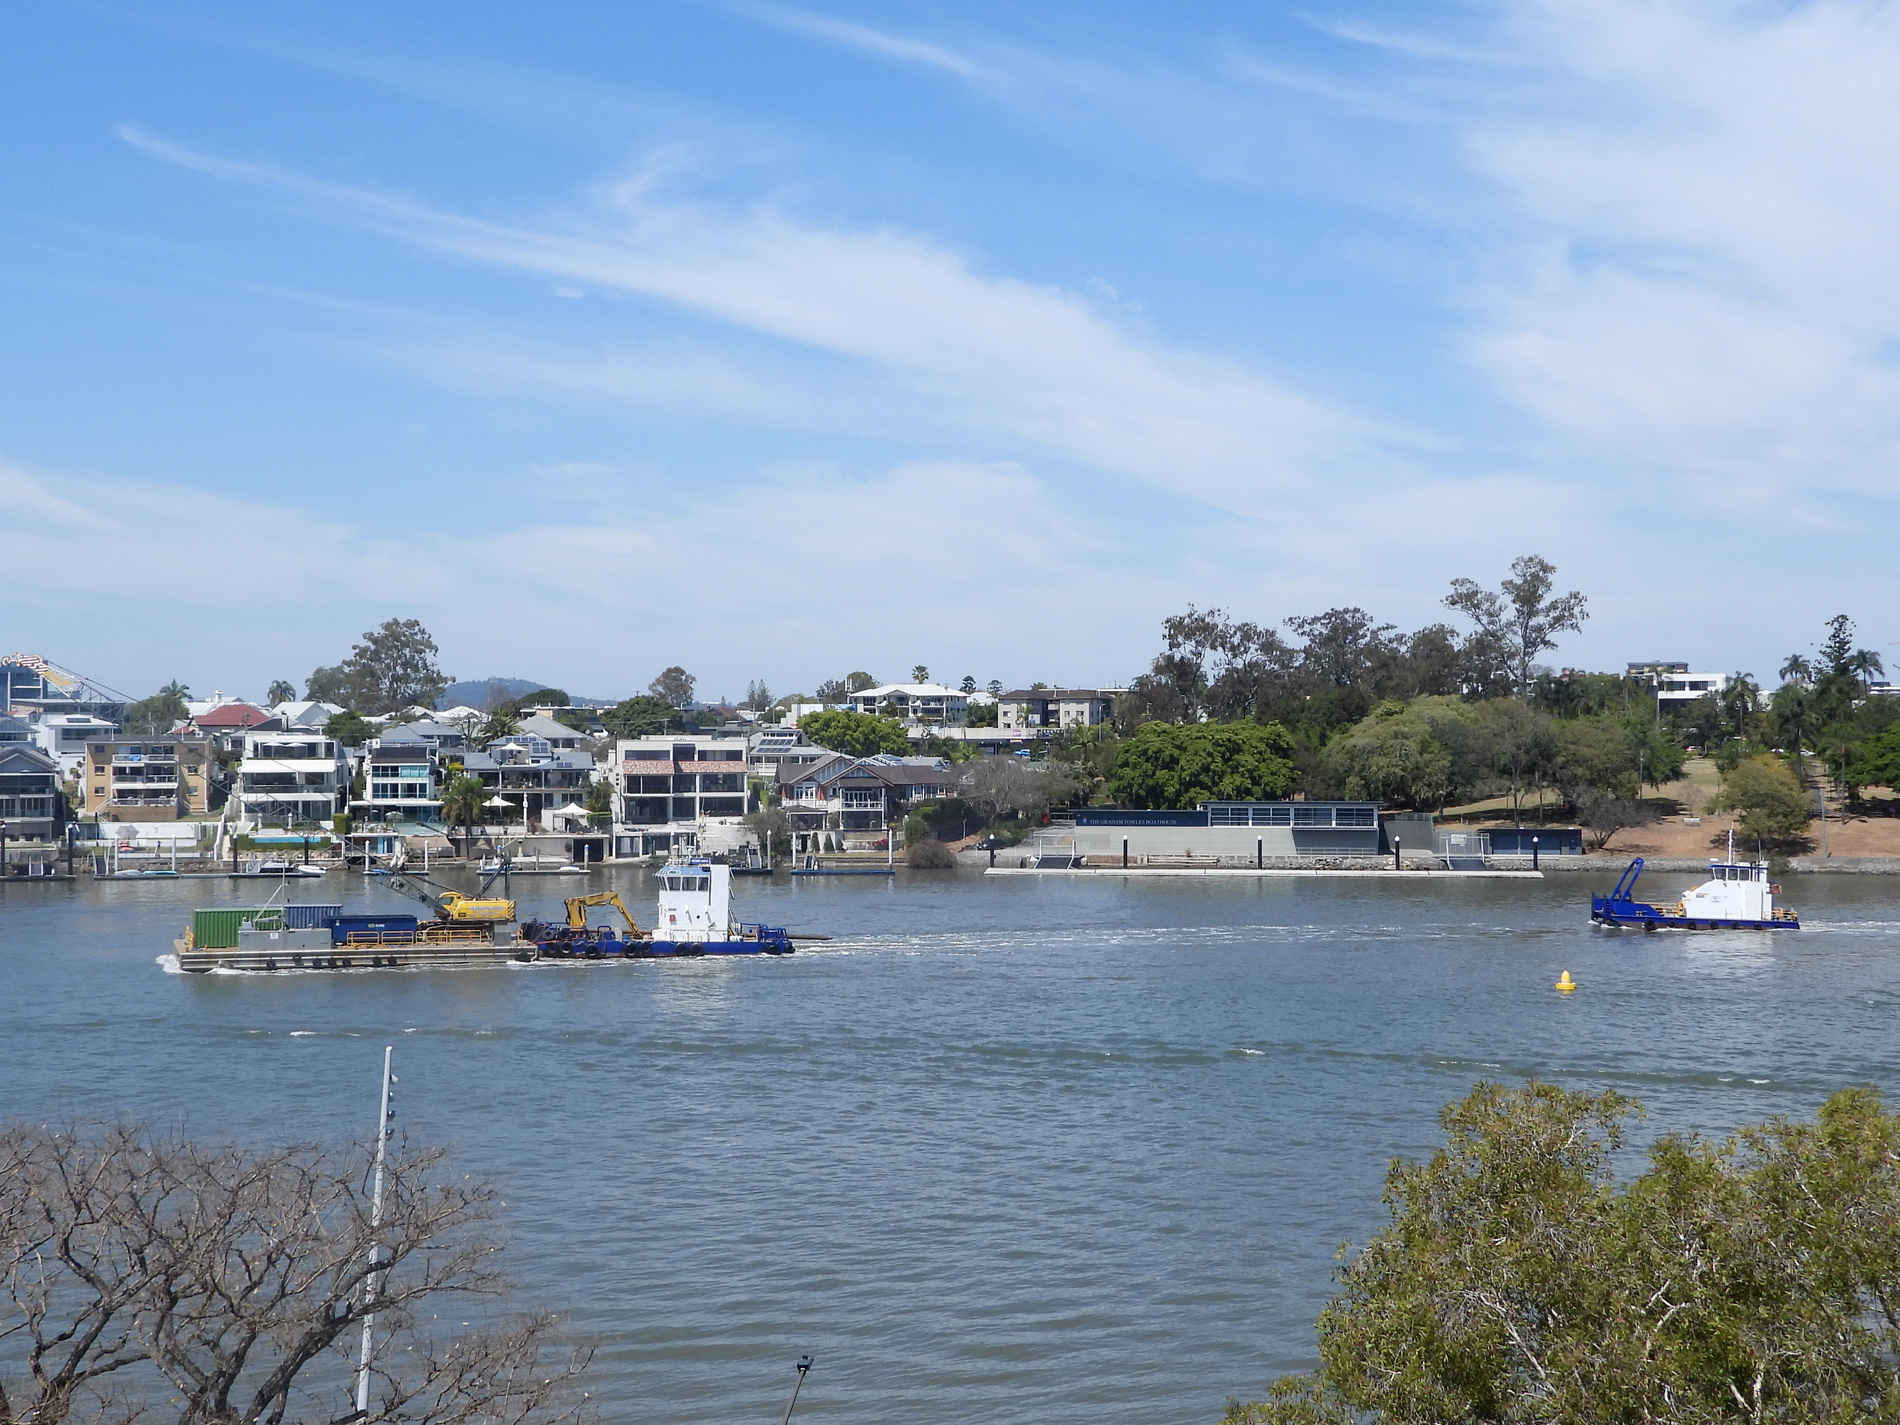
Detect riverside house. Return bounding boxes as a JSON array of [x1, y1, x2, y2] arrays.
[[612, 733, 748, 857], [464, 734, 593, 831], [0, 716, 65, 839], [82, 730, 216, 821], [845, 682, 970, 726], [777, 753, 958, 839], [235, 730, 347, 827]]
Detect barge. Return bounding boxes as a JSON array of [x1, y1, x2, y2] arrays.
[[171, 857, 793, 972]]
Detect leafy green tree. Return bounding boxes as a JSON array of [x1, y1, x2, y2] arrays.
[[123, 682, 191, 735], [800, 710, 910, 758], [647, 666, 695, 708], [583, 777, 613, 827], [304, 664, 349, 703], [1443, 554, 1589, 695], [1319, 703, 1453, 809], [323, 710, 375, 747], [960, 675, 978, 694], [1853, 722, 1900, 796], [966, 699, 999, 728], [1709, 753, 1811, 845], [1469, 699, 1558, 821], [1551, 716, 1640, 807], [1227, 1080, 1900, 1425], [1108, 721, 1295, 808], [339, 619, 451, 717], [599, 696, 682, 739], [515, 687, 570, 708]]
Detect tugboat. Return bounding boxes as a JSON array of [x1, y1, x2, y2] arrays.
[[1591, 837, 1800, 931], [524, 859, 793, 958]]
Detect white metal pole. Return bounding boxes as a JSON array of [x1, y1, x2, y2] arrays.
[[355, 1046, 395, 1418]]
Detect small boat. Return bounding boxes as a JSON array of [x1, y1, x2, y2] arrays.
[[1591, 850, 1799, 931], [528, 858, 792, 957]]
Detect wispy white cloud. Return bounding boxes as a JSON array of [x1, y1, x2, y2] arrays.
[[1453, 0, 1900, 496], [120, 126, 1394, 515], [729, 4, 987, 80]]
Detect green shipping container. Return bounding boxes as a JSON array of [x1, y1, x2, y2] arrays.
[[190, 907, 272, 949]]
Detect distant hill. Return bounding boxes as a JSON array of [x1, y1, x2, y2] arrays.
[[435, 678, 618, 710]]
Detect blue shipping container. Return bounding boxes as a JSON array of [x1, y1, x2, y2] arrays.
[[284, 904, 343, 929], [331, 914, 419, 945]]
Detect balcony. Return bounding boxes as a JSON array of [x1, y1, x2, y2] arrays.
[[112, 754, 177, 767], [112, 774, 179, 787]]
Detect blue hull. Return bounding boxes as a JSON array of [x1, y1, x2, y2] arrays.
[[528, 928, 794, 959], [1590, 856, 1799, 931], [1590, 904, 1799, 931]]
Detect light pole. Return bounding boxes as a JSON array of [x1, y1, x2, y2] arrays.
[[1, 818, 8, 880]]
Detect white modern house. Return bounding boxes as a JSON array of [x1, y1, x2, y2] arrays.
[[28, 711, 119, 778], [235, 730, 348, 827], [611, 733, 750, 857], [1626, 664, 1731, 706], [845, 683, 969, 726]]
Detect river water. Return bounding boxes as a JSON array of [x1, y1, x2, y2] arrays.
[[5, 866, 1900, 1423]]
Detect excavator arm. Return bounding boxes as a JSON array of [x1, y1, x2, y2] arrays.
[[564, 890, 639, 934]]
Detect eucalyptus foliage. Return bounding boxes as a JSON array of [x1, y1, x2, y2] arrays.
[[1228, 1081, 1900, 1425]]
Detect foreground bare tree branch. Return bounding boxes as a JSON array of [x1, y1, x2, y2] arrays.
[[0, 1121, 593, 1425]]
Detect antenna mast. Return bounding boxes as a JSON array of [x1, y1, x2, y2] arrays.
[[355, 1047, 396, 1418]]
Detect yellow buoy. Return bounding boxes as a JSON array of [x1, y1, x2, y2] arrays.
[[1555, 969, 1577, 993]]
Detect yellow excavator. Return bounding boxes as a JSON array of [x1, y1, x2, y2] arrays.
[[565, 891, 640, 934], [370, 849, 517, 924]]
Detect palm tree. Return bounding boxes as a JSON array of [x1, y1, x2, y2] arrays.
[[1779, 654, 1814, 686], [477, 709, 522, 745], [266, 679, 297, 705], [439, 775, 488, 859], [1848, 648, 1886, 692]]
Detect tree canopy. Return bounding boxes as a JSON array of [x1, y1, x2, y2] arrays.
[[1108, 721, 1296, 808], [1444, 554, 1589, 696], [338, 619, 451, 717], [123, 681, 190, 735], [1228, 1080, 1900, 1425], [323, 709, 376, 747], [1708, 753, 1811, 845], [599, 695, 683, 739], [800, 709, 910, 758], [647, 666, 696, 708]]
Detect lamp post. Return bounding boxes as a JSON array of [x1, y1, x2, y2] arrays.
[[1, 818, 8, 879], [1531, 835, 1540, 872], [1392, 834, 1401, 871]]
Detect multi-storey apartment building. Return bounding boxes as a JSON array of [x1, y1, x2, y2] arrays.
[[612, 734, 750, 857], [844, 683, 969, 726], [997, 689, 1122, 731], [81, 731, 216, 821], [235, 730, 347, 827]]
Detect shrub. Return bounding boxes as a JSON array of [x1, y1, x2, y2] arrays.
[[905, 839, 958, 869]]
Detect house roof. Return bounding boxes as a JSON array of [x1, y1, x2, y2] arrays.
[[515, 713, 582, 739], [194, 703, 275, 728], [0, 744, 58, 773], [998, 689, 1119, 701], [777, 752, 852, 787], [851, 683, 965, 699]]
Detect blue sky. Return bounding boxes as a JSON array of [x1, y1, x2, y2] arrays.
[[6, 0, 1899, 703]]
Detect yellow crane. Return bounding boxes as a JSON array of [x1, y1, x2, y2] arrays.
[[565, 891, 640, 934]]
